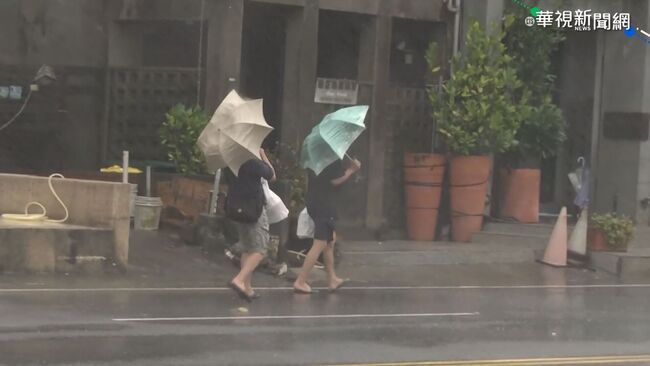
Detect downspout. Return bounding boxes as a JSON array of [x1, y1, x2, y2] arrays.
[[447, 0, 461, 59]]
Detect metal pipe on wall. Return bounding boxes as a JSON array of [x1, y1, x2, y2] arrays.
[[446, 0, 461, 59]]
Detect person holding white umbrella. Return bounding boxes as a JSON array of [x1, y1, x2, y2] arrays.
[[197, 90, 276, 302], [226, 148, 276, 301]]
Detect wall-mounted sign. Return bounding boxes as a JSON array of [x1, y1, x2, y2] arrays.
[[0, 86, 8, 99], [314, 78, 359, 105]]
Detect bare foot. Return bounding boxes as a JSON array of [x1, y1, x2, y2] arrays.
[[328, 277, 346, 291], [231, 278, 247, 292], [293, 280, 313, 294], [228, 279, 253, 302]]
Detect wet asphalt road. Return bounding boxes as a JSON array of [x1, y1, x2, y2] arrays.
[[2, 277, 650, 365], [2, 232, 650, 365]]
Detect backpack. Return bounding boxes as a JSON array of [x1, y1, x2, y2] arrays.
[[226, 194, 264, 223]]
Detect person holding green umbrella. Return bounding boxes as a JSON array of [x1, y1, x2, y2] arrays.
[[293, 105, 368, 294]]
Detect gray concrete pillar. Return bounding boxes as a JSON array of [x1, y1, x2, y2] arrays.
[[205, 0, 244, 113], [594, 1, 650, 225], [365, 8, 392, 230], [280, 1, 319, 149]]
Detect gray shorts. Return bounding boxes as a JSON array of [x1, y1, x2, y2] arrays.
[[233, 209, 269, 255]]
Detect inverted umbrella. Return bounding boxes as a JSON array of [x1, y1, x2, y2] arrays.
[[197, 90, 273, 175], [300, 105, 369, 175]]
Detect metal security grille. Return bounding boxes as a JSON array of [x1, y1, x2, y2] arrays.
[[105, 67, 200, 162]]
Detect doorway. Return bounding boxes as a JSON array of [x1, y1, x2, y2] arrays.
[[548, 31, 598, 214]]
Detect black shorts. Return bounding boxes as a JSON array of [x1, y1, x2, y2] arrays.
[[307, 202, 337, 244], [312, 216, 336, 243]]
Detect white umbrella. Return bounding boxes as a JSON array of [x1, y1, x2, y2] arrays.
[[197, 90, 273, 175]]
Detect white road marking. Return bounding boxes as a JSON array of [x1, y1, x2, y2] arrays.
[[2, 283, 650, 293], [113, 312, 480, 322]]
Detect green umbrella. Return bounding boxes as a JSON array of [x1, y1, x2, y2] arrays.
[[300, 105, 369, 175]]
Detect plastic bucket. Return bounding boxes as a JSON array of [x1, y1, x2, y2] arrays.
[[134, 196, 163, 230]]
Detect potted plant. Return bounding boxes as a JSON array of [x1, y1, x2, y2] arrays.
[[395, 42, 447, 242], [588, 213, 634, 252], [159, 104, 213, 227], [499, 8, 567, 223], [429, 20, 528, 242]]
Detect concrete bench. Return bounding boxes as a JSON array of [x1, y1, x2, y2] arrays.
[[0, 174, 130, 273]]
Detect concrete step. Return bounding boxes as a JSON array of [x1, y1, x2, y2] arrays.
[[631, 226, 650, 248], [472, 231, 549, 247], [589, 248, 650, 277], [341, 240, 541, 266], [483, 222, 557, 236]]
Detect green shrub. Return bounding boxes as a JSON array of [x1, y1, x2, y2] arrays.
[[160, 104, 209, 175], [591, 213, 635, 248], [511, 96, 567, 162], [502, 8, 567, 164], [427, 20, 529, 156]]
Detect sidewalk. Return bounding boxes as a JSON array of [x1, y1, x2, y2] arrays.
[[0, 230, 287, 290], [1, 229, 647, 291]]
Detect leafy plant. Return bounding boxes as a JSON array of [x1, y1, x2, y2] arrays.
[[591, 213, 635, 248], [160, 104, 209, 175], [507, 96, 567, 165], [427, 20, 529, 156], [266, 142, 307, 215], [502, 7, 567, 165]]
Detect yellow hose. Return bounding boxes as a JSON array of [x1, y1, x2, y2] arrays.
[[1, 174, 69, 223]]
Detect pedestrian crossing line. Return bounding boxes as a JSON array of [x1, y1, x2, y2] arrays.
[[328, 354, 650, 366], [112, 312, 480, 322]]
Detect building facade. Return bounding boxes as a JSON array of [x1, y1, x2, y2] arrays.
[[0, 0, 452, 232], [1, 0, 648, 233]]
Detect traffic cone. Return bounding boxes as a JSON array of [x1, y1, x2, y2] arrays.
[[568, 208, 588, 257], [540, 207, 568, 267]]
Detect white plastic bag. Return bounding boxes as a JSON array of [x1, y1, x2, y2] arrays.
[[262, 179, 289, 224], [296, 207, 315, 239]]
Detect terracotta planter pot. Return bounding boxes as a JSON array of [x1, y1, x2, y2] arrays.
[[403, 153, 446, 241], [450, 155, 491, 242], [587, 228, 628, 252], [498, 168, 541, 223]]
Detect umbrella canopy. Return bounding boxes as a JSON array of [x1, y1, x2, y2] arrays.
[[197, 90, 273, 175], [300, 105, 369, 175]]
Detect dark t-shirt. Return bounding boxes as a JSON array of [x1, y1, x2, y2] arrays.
[[306, 160, 345, 219], [228, 159, 274, 208]]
